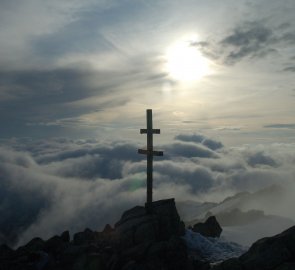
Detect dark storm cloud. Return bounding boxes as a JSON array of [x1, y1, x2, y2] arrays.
[[264, 124, 295, 129]]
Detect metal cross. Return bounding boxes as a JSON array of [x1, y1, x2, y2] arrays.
[[138, 109, 163, 205]]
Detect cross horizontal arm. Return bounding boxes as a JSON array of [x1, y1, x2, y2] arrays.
[[140, 129, 160, 134], [138, 149, 164, 156]]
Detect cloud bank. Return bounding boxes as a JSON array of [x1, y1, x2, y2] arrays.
[[1, 135, 295, 247]]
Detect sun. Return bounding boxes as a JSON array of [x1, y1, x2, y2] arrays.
[[165, 39, 210, 81]]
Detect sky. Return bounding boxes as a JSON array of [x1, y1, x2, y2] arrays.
[[0, 0, 294, 144], [0, 0, 295, 247]]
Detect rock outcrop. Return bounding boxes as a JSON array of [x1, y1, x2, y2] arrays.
[[192, 216, 222, 238], [1, 199, 295, 270], [111, 198, 187, 269], [213, 225, 295, 270], [0, 198, 189, 270]]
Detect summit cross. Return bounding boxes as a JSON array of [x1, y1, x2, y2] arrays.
[[138, 109, 163, 205]]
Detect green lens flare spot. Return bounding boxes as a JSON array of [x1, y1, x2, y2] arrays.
[[128, 174, 145, 192]]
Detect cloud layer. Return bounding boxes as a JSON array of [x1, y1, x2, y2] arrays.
[[1, 135, 295, 247]]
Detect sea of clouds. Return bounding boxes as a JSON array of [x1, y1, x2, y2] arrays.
[[0, 134, 295, 247]]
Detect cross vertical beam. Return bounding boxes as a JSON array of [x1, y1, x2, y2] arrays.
[[138, 109, 163, 205], [146, 109, 153, 205]]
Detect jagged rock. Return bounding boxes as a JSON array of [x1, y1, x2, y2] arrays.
[[113, 199, 187, 270], [103, 224, 114, 234], [44, 234, 69, 255], [149, 199, 185, 239], [193, 216, 222, 238], [73, 228, 99, 245], [115, 199, 185, 249], [213, 225, 295, 270], [0, 199, 189, 270], [61, 230, 70, 243], [17, 237, 45, 253]]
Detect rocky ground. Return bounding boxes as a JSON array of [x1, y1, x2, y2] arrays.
[[0, 198, 295, 270]]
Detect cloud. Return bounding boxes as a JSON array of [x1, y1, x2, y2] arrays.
[[283, 66, 295, 72], [247, 151, 277, 167], [0, 54, 168, 137], [202, 139, 223, 151], [220, 21, 275, 63], [0, 67, 127, 137], [264, 124, 295, 129], [1, 136, 295, 247], [175, 134, 205, 143], [195, 20, 295, 65], [0, 0, 117, 70], [175, 134, 223, 150], [163, 142, 218, 159]]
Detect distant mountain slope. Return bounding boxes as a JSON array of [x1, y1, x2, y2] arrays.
[[222, 215, 295, 246], [177, 185, 295, 246], [177, 184, 286, 223]]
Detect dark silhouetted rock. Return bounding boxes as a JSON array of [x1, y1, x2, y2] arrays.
[[60, 230, 70, 243], [0, 244, 14, 261], [44, 234, 68, 255], [71, 253, 106, 270], [115, 199, 185, 249], [0, 199, 191, 270], [103, 224, 114, 234], [188, 258, 211, 270], [213, 225, 295, 270], [112, 198, 187, 269], [17, 237, 45, 253], [193, 216, 222, 238], [73, 228, 99, 245]]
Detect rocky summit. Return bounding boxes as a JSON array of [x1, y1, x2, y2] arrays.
[[0, 198, 189, 270], [1, 199, 295, 270]]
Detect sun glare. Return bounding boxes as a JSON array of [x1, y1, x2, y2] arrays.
[[165, 39, 210, 81]]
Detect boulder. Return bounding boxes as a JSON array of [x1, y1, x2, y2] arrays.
[[115, 198, 184, 249], [193, 216, 222, 238], [113, 198, 187, 269]]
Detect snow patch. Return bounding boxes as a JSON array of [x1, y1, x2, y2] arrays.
[[183, 229, 247, 262]]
